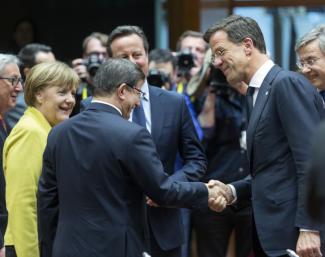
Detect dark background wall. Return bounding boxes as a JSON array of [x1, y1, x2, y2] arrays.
[[0, 0, 155, 62]]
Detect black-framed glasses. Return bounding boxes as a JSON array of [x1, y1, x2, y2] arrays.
[[125, 83, 146, 98], [0, 76, 23, 87]]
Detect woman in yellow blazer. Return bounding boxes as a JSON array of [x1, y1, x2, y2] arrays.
[[3, 61, 79, 257]]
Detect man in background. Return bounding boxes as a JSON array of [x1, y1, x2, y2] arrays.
[[0, 54, 23, 257], [295, 25, 325, 101], [71, 32, 108, 115]]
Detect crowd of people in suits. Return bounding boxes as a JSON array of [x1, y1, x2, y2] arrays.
[[0, 14, 325, 257]]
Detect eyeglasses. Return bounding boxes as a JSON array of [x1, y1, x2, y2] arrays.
[[125, 83, 146, 98], [211, 47, 227, 64], [0, 76, 23, 87], [296, 57, 320, 70]]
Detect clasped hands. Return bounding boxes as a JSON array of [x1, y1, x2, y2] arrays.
[[207, 180, 234, 212], [145, 180, 234, 212]]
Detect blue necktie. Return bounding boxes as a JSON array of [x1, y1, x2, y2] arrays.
[[246, 86, 255, 122], [132, 101, 146, 128]]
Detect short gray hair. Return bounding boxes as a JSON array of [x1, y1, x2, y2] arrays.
[[295, 24, 325, 54], [0, 54, 20, 75], [93, 58, 145, 96]]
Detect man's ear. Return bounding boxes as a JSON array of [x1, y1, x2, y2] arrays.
[[116, 83, 127, 100], [242, 37, 254, 56]]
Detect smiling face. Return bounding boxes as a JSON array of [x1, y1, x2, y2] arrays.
[[35, 85, 76, 126], [209, 30, 249, 85], [297, 39, 325, 90], [119, 80, 143, 119], [110, 34, 149, 77], [0, 63, 23, 114]]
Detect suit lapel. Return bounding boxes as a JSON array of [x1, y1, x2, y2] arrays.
[[149, 86, 164, 143], [247, 65, 282, 164]]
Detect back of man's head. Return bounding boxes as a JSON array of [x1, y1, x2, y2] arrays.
[[18, 43, 53, 69], [93, 58, 145, 97], [107, 25, 149, 57], [204, 15, 266, 54], [295, 24, 325, 54]]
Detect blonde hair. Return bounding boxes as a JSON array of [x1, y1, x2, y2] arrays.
[[24, 61, 79, 106]]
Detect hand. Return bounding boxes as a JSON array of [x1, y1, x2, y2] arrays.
[[208, 195, 227, 212], [208, 180, 234, 204], [146, 197, 159, 207], [72, 58, 90, 81], [296, 231, 322, 257], [0, 246, 5, 257], [206, 181, 228, 212]]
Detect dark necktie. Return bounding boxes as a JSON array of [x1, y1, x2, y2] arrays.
[[132, 100, 146, 128], [246, 86, 255, 122]]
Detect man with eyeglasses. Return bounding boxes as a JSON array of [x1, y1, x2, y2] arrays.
[[0, 54, 23, 257], [295, 25, 325, 101], [104, 25, 207, 257], [37, 58, 226, 257], [204, 15, 325, 257]]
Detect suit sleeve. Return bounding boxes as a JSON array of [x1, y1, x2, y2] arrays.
[[275, 75, 323, 229], [125, 127, 208, 209], [4, 128, 44, 257], [307, 122, 325, 222], [171, 95, 207, 182], [37, 133, 59, 257]]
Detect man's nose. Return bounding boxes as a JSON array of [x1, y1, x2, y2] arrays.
[[212, 56, 223, 67], [15, 81, 23, 92], [300, 65, 311, 73]]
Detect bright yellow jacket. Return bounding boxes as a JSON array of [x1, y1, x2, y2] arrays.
[[4, 107, 51, 257]]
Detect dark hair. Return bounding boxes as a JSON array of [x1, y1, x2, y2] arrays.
[[107, 25, 149, 57], [18, 43, 52, 68], [149, 48, 176, 70], [93, 58, 145, 96], [204, 15, 266, 54], [176, 30, 208, 51]]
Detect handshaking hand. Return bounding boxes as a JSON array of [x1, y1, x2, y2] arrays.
[[206, 180, 235, 212]]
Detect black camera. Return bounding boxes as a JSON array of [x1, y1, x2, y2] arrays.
[[176, 48, 195, 75], [147, 69, 170, 88], [83, 53, 103, 77], [208, 66, 234, 97]]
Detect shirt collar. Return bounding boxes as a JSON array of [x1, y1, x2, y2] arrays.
[[91, 100, 122, 116], [249, 59, 275, 89], [141, 80, 149, 102]]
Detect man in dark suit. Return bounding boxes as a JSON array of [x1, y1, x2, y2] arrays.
[[105, 26, 207, 257], [0, 54, 23, 257], [37, 58, 226, 257], [204, 15, 324, 257]]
